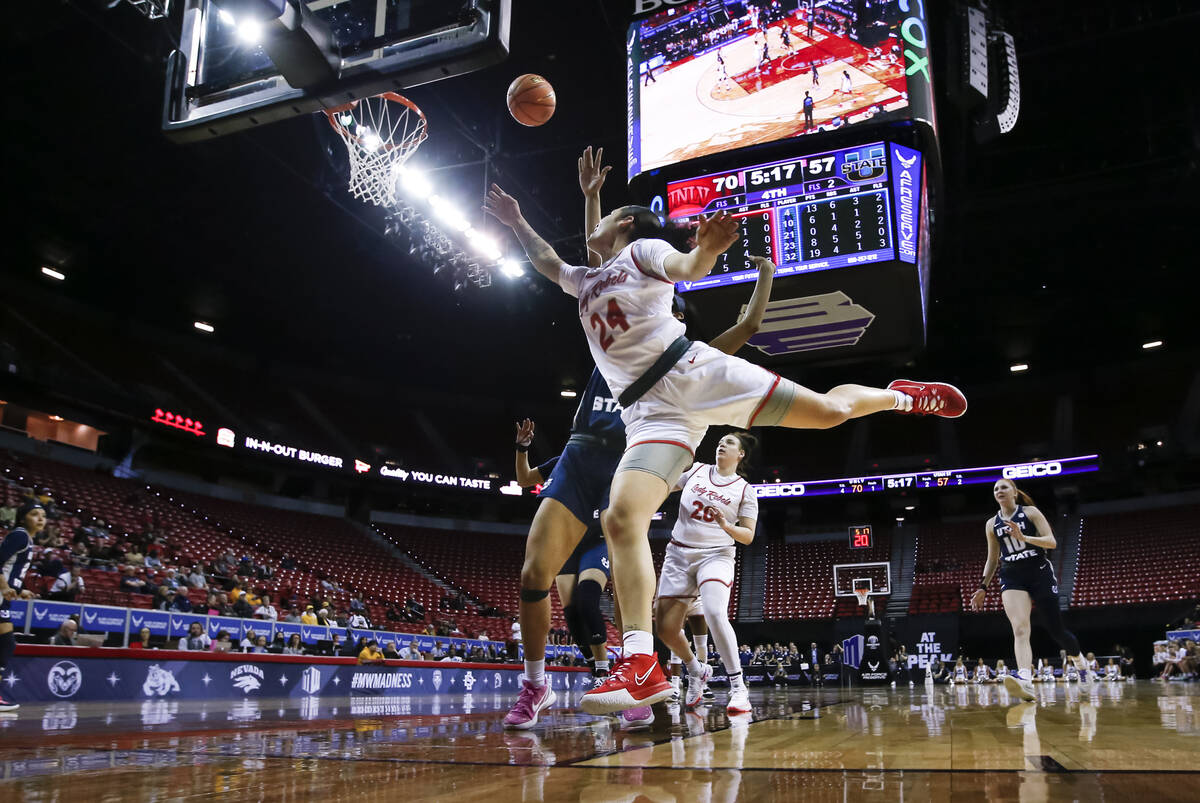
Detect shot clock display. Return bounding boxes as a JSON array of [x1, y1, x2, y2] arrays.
[[849, 525, 874, 549], [665, 142, 922, 293]]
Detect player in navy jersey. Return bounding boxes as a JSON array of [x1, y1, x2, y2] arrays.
[[1, 500, 44, 711], [500, 147, 779, 730], [971, 479, 1093, 701]]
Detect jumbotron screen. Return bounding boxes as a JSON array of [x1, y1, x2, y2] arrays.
[[666, 141, 922, 292], [627, 0, 935, 180]]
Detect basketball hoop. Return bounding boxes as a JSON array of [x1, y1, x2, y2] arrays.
[[325, 93, 428, 208]]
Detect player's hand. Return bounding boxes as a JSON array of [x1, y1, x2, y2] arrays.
[[709, 507, 727, 528], [578, 146, 611, 197], [970, 588, 985, 612], [694, 211, 739, 255], [750, 255, 776, 275], [483, 184, 523, 227], [1, 587, 16, 601], [515, 419, 535, 447]]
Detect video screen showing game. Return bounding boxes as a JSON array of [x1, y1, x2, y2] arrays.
[[627, 0, 933, 179]]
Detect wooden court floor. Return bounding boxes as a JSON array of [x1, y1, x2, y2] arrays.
[[0, 681, 1195, 801]]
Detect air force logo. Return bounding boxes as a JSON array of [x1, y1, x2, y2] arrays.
[[895, 150, 918, 170], [47, 661, 82, 698]]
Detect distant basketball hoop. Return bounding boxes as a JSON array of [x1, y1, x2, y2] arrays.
[[324, 93, 428, 208]]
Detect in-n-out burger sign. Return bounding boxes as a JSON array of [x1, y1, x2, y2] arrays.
[[244, 436, 344, 468], [1002, 461, 1063, 479], [380, 465, 492, 491]]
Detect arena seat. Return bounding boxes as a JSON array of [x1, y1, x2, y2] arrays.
[[1071, 505, 1200, 607], [762, 534, 891, 620]]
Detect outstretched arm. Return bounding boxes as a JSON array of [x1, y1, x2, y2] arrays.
[[970, 522, 1000, 611], [484, 185, 567, 285], [579, 146, 611, 268], [513, 419, 544, 488], [709, 256, 776, 354], [662, 211, 740, 282]]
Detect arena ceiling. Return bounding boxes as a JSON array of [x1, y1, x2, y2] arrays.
[[3, 0, 1196, 416]]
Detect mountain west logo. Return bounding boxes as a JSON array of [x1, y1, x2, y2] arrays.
[[432, 669, 443, 692], [231, 664, 264, 694], [301, 666, 322, 695], [746, 293, 875, 355], [866, 635, 881, 650], [142, 665, 180, 697], [47, 661, 82, 698]]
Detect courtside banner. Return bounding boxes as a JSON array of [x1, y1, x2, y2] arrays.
[[6, 647, 590, 704]]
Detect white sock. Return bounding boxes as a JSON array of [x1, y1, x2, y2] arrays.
[[729, 672, 745, 690], [686, 656, 706, 677], [525, 659, 545, 688], [693, 634, 708, 662], [1018, 667, 1032, 681], [670, 675, 681, 688], [623, 630, 653, 657], [891, 389, 912, 411], [595, 659, 609, 672]]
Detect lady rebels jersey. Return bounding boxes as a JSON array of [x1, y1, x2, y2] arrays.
[[671, 463, 759, 548], [557, 239, 686, 399]]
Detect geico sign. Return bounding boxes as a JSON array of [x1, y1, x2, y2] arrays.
[[1002, 462, 1062, 479], [756, 483, 806, 498]]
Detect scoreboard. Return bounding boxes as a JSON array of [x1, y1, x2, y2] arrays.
[[753, 455, 1101, 500], [665, 142, 921, 291], [848, 525, 874, 549]]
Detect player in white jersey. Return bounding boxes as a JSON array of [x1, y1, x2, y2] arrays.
[[484, 157, 967, 715], [657, 431, 759, 714]]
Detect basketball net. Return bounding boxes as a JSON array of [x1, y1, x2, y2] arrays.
[[325, 93, 428, 208], [853, 588, 870, 608]]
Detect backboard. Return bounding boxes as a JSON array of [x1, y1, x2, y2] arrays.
[[833, 562, 891, 597], [164, 0, 510, 141]]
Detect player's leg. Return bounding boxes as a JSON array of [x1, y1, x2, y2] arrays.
[[1032, 594, 1088, 675], [507, 498, 586, 729], [688, 613, 709, 667], [1001, 589, 1037, 701], [755, 374, 966, 431], [655, 596, 692, 668], [575, 564, 612, 672], [0, 618, 17, 711]]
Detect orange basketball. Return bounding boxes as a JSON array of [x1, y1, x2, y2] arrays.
[[507, 74, 556, 127]]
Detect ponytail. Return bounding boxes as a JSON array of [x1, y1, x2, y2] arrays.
[[1010, 481, 1035, 507], [618, 205, 695, 252]]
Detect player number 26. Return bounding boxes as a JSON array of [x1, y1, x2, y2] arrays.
[[589, 299, 630, 352], [689, 501, 719, 522]]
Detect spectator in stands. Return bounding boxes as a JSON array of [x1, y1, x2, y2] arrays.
[[385, 605, 401, 623], [283, 607, 301, 624], [431, 641, 446, 660], [239, 629, 260, 651], [179, 622, 211, 651], [400, 640, 422, 660], [120, 565, 148, 594], [441, 646, 463, 663], [69, 540, 90, 567], [154, 586, 173, 611], [315, 607, 333, 627], [125, 546, 144, 566], [211, 630, 234, 652], [358, 639, 385, 665], [383, 641, 400, 659], [424, 623, 437, 636], [256, 562, 273, 581], [249, 635, 269, 654], [49, 619, 77, 646], [255, 594, 278, 622], [283, 634, 306, 655], [144, 548, 163, 569], [0, 503, 15, 527], [186, 565, 207, 590], [300, 605, 318, 625], [47, 565, 84, 602], [347, 610, 369, 630], [405, 597, 424, 622], [350, 595, 365, 613], [168, 589, 192, 613], [231, 593, 254, 619], [130, 627, 155, 649]]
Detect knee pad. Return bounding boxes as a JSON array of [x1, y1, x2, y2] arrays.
[[520, 587, 550, 603], [573, 580, 607, 644], [563, 604, 589, 650]]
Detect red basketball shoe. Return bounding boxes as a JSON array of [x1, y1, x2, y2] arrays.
[[581, 653, 672, 715], [887, 380, 968, 418]]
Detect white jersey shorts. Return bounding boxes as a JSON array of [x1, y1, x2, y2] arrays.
[[622, 340, 787, 459], [656, 540, 737, 601]]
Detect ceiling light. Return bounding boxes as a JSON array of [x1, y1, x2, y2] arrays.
[[905, 505, 915, 510], [41, 266, 66, 281], [49, 415, 64, 422], [401, 169, 432, 199], [560, 389, 578, 398], [895, 516, 905, 522], [361, 130, 382, 151], [1142, 340, 1163, 350], [1009, 363, 1028, 373], [499, 259, 524, 279], [217, 9, 235, 25], [194, 321, 215, 333], [236, 18, 263, 44]]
